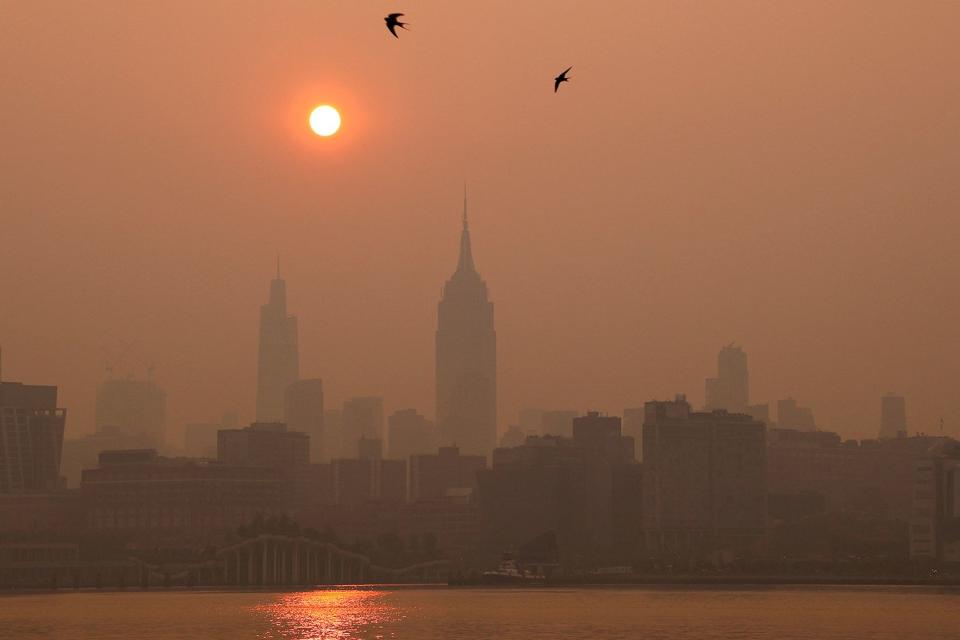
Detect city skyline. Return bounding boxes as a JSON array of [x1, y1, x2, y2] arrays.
[[3, 2, 958, 446], [4, 3, 960, 630], [0, 200, 945, 445]]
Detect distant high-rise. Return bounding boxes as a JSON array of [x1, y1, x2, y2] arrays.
[[622, 408, 645, 460], [0, 382, 66, 493], [284, 378, 325, 462], [255, 263, 299, 422], [94, 376, 167, 449], [880, 392, 907, 439], [541, 410, 579, 438], [342, 397, 384, 455], [517, 408, 578, 438], [387, 409, 437, 461], [777, 397, 816, 431], [324, 408, 344, 457], [435, 193, 497, 455], [704, 344, 749, 414]]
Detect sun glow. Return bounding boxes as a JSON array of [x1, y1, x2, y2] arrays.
[[309, 105, 341, 137]]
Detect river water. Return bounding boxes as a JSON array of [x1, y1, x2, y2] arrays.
[[1, 585, 957, 639]]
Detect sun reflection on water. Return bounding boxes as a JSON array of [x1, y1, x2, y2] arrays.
[[256, 589, 399, 639]]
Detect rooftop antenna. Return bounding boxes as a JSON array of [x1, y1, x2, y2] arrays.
[[276, 251, 281, 279]]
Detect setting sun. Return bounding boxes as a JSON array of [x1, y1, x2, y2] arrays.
[[309, 105, 341, 137]]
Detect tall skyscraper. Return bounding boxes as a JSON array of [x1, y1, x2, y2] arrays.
[[0, 381, 66, 493], [284, 378, 325, 462], [704, 344, 749, 414], [435, 194, 497, 455], [255, 263, 299, 422], [880, 392, 907, 439]]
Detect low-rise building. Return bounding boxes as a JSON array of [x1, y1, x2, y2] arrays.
[[642, 395, 767, 564], [81, 449, 282, 544], [910, 442, 960, 562], [767, 428, 953, 520]]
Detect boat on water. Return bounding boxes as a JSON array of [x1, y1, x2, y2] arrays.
[[481, 555, 547, 584]]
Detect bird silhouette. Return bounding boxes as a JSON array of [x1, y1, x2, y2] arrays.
[[554, 66, 572, 93], [385, 13, 409, 38]]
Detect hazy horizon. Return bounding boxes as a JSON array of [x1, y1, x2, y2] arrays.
[[2, 1, 959, 444]]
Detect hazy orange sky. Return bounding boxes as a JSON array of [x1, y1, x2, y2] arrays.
[[2, 2, 958, 444]]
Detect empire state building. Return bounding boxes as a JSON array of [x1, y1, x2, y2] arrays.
[[435, 196, 497, 456]]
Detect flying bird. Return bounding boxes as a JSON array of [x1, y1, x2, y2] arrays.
[[385, 13, 409, 38], [554, 67, 572, 93]]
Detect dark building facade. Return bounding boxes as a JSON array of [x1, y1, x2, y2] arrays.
[[217, 422, 309, 471], [435, 197, 497, 456], [331, 457, 406, 506], [643, 396, 767, 564], [256, 265, 299, 422], [409, 446, 486, 502], [0, 382, 66, 494], [81, 449, 281, 543], [910, 442, 960, 562], [478, 414, 639, 567], [767, 427, 950, 520], [478, 436, 585, 563], [572, 413, 636, 550]]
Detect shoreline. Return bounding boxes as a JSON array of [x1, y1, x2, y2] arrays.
[[3, 575, 960, 596]]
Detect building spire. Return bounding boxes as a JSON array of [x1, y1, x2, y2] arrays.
[[457, 184, 475, 273], [276, 251, 281, 280]]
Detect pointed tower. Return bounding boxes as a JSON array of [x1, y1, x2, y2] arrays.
[[435, 191, 497, 455], [256, 261, 300, 421]]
